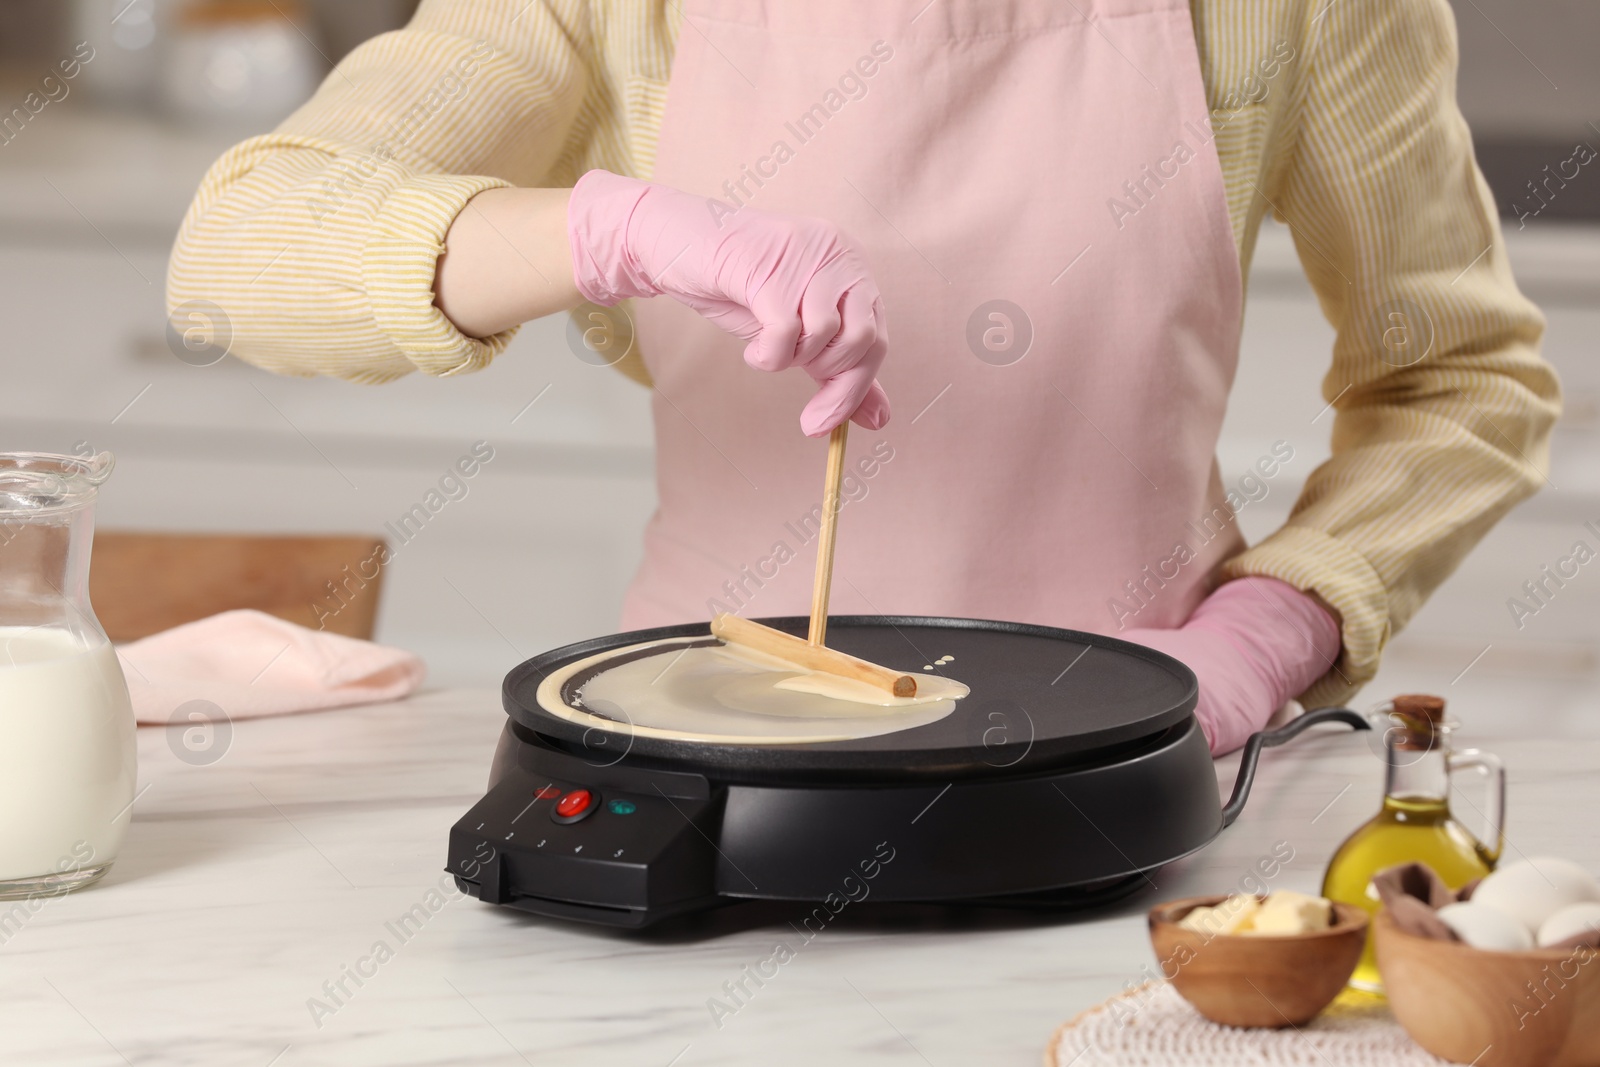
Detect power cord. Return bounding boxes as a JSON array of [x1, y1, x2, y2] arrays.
[[1221, 706, 1370, 828]]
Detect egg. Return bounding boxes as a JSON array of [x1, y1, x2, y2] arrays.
[[1537, 901, 1600, 947], [1470, 856, 1600, 933], [1436, 901, 1534, 951]]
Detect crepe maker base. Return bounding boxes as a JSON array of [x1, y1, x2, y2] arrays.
[[446, 616, 1361, 929]]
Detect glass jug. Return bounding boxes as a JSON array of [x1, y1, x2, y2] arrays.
[[0, 452, 136, 898], [1321, 693, 1504, 993]]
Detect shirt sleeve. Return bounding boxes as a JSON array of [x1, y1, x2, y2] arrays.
[[1219, 0, 1562, 708], [166, 0, 590, 381]]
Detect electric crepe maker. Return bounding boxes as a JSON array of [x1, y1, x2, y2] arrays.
[[446, 616, 1365, 928]]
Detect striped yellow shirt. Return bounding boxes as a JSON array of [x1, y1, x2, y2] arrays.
[[167, 0, 1560, 708]]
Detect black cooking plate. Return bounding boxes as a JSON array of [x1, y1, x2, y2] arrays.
[[503, 615, 1197, 780]]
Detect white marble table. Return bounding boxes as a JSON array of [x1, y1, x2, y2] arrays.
[[2, 691, 1594, 1067]]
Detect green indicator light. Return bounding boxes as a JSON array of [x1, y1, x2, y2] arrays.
[[607, 799, 637, 815]]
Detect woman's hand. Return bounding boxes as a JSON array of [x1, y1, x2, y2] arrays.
[[1119, 577, 1343, 756], [567, 170, 890, 436]]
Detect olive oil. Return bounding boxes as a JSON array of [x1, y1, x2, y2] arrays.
[[1320, 694, 1504, 994], [1322, 796, 1495, 991]]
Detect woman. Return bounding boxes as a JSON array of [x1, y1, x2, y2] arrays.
[[169, 0, 1559, 754]]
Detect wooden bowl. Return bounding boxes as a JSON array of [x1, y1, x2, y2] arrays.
[[1147, 894, 1369, 1028], [1375, 908, 1600, 1067]]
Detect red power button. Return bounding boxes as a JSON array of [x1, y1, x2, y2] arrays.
[[551, 789, 598, 824], [555, 790, 591, 817]]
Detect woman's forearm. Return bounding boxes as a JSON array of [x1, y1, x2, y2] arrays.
[[434, 187, 583, 338]]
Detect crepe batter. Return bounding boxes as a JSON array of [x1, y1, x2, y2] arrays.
[[536, 637, 969, 745]]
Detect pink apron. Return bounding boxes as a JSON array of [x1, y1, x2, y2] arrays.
[[622, 0, 1244, 636]]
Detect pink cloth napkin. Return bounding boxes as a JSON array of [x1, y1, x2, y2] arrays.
[[116, 609, 426, 724]]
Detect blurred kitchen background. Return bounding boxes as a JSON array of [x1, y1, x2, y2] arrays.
[[1, 0, 1597, 729]]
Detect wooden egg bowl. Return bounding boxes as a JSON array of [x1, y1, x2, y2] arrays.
[[1375, 909, 1600, 1067]]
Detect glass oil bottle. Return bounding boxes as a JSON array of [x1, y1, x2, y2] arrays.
[[1321, 694, 1504, 994]]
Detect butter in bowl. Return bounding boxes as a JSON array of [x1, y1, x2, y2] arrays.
[[1148, 890, 1369, 1028]]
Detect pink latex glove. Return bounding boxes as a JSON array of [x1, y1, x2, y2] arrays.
[[1119, 577, 1343, 756], [568, 169, 890, 437]]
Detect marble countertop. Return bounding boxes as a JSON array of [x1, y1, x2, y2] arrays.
[[1, 691, 1594, 1067]]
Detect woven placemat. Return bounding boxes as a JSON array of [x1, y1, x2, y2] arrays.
[[1046, 982, 1452, 1066]]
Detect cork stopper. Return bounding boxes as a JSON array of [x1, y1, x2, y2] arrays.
[[1391, 694, 1446, 750], [1392, 694, 1446, 722], [177, 0, 309, 27]]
